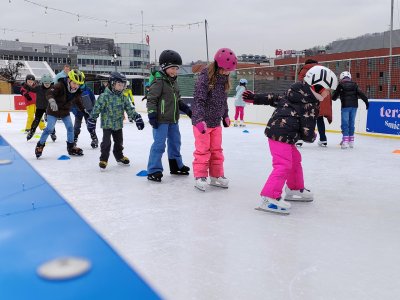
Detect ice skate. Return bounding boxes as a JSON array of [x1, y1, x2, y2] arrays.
[[284, 187, 313, 202], [117, 156, 130, 166], [340, 136, 349, 149], [67, 142, 84, 156], [90, 132, 98, 148], [209, 176, 229, 188], [295, 141, 303, 147], [50, 132, 57, 142], [26, 130, 34, 141], [233, 120, 238, 127], [169, 159, 190, 175], [35, 142, 45, 159], [255, 196, 291, 215], [147, 171, 163, 182], [73, 134, 79, 146], [239, 120, 246, 127], [318, 141, 327, 147], [195, 177, 208, 191], [349, 136, 355, 148], [99, 161, 108, 171]]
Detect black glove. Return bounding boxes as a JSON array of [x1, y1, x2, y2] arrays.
[[179, 102, 192, 118], [87, 118, 96, 133], [242, 90, 255, 103], [366, 102, 369, 110], [134, 113, 145, 130], [148, 112, 158, 129], [24, 93, 32, 101]]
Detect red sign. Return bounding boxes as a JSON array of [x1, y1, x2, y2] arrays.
[[275, 49, 282, 56], [14, 95, 26, 110], [146, 35, 150, 45]]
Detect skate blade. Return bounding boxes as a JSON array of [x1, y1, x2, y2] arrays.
[[209, 183, 228, 189], [117, 162, 130, 166], [170, 171, 190, 175], [284, 197, 313, 202], [255, 207, 290, 215], [194, 185, 206, 192], [100, 168, 106, 172]]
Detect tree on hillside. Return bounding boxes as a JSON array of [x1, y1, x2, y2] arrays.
[[0, 61, 25, 83]]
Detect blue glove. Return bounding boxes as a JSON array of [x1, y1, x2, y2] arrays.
[[148, 112, 158, 129], [86, 118, 96, 133], [134, 113, 145, 130]]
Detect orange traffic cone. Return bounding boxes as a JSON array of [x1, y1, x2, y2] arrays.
[[6, 112, 11, 123]]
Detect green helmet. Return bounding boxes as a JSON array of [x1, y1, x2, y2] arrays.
[[41, 74, 53, 84]]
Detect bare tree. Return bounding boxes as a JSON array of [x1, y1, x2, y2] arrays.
[[0, 61, 25, 83]]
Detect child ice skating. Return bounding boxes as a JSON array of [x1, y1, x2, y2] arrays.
[[332, 71, 369, 149], [243, 66, 338, 214], [191, 48, 237, 191], [88, 72, 144, 170], [146, 49, 192, 182], [234, 78, 248, 127]]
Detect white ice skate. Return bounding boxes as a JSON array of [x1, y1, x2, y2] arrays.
[[318, 141, 327, 147], [284, 187, 313, 202], [239, 120, 246, 127], [209, 176, 229, 188], [233, 120, 239, 127], [349, 136, 355, 148], [195, 177, 208, 191], [255, 196, 291, 215]]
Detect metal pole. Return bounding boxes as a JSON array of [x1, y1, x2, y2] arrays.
[[205, 19, 209, 63], [388, 0, 394, 99], [141, 10, 144, 94]]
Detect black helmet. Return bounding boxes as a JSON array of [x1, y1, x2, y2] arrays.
[[26, 74, 35, 82], [109, 72, 126, 95], [159, 50, 182, 71]]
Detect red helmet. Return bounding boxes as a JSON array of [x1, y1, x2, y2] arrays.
[[214, 48, 237, 71]]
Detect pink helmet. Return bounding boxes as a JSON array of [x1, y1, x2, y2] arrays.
[[214, 48, 237, 71]]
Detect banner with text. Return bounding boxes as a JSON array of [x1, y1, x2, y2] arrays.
[[366, 100, 400, 135]]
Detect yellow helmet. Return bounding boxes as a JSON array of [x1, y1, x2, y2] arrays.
[[68, 69, 85, 85]]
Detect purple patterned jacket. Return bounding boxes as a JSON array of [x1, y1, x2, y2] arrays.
[[192, 68, 229, 128]]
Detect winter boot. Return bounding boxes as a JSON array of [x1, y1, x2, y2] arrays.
[[239, 120, 246, 127], [284, 187, 314, 202], [67, 142, 83, 156], [169, 159, 190, 175], [35, 142, 45, 158], [340, 136, 349, 149], [233, 120, 239, 127], [195, 177, 208, 191], [147, 171, 163, 182], [210, 176, 229, 188], [117, 156, 130, 166], [349, 136, 355, 148], [99, 161, 108, 171], [26, 130, 35, 141], [255, 196, 291, 215], [318, 140, 327, 147], [90, 132, 98, 148], [50, 130, 57, 142]]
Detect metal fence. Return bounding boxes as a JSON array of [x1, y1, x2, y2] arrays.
[[177, 54, 400, 99]]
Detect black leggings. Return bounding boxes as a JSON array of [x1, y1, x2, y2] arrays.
[[31, 109, 55, 135]]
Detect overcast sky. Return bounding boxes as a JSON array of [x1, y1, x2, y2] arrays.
[[0, 0, 395, 63]]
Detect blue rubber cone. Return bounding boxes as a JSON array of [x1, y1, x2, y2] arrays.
[[58, 155, 70, 160], [243, 130, 249, 133], [136, 170, 148, 176]]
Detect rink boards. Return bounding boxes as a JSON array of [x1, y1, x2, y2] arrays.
[[0, 135, 161, 300]]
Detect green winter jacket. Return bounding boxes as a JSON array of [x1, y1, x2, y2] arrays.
[[146, 71, 182, 124], [90, 87, 138, 130]]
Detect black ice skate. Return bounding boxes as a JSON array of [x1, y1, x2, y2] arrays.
[[90, 132, 98, 148], [67, 142, 83, 156], [26, 130, 34, 141], [35, 142, 45, 158], [116, 156, 130, 166], [169, 159, 190, 175], [50, 131, 57, 142], [147, 171, 163, 182]]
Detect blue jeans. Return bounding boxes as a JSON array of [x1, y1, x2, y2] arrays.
[[341, 107, 358, 136], [147, 123, 183, 174], [40, 115, 74, 144]]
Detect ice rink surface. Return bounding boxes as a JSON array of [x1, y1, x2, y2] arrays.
[[1, 111, 400, 300]]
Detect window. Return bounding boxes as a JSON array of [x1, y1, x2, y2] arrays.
[[367, 72, 371, 79], [379, 85, 383, 92], [356, 73, 360, 78], [380, 58, 385, 64], [393, 85, 397, 92], [133, 49, 141, 57], [379, 72, 384, 78]]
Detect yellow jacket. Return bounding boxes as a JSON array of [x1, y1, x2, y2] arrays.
[[123, 89, 135, 105]]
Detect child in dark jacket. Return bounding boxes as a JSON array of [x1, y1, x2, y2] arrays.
[[146, 50, 192, 182], [332, 71, 369, 149], [192, 48, 237, 191], [26, 74, 57, 141], [243, 66, 338, 214]]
